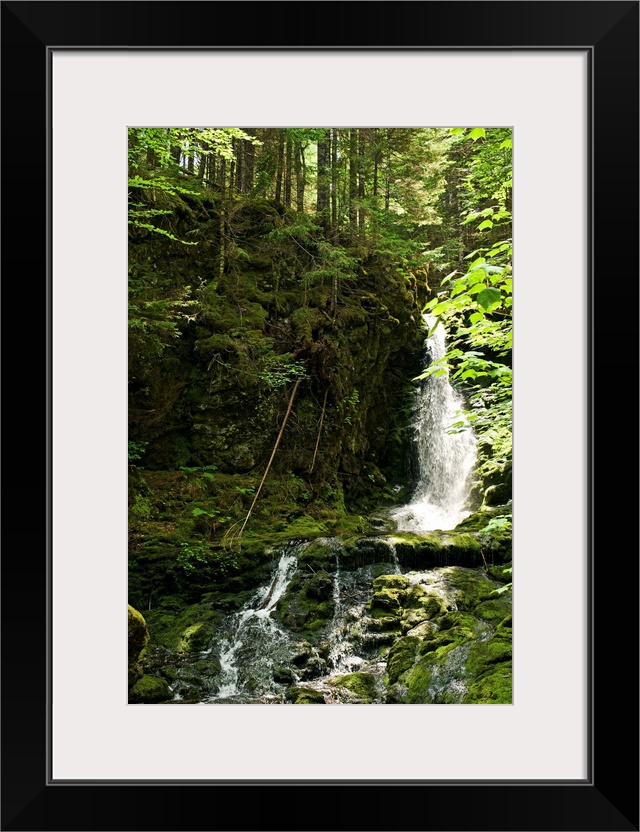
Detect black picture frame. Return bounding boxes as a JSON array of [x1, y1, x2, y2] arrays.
[[2, 2, 638, 830]]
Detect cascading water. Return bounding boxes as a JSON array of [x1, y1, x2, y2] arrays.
[[392, 313, 477, 532], [204, 544, 303, 702]]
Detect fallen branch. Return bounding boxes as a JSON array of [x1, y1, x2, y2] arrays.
[[237, 377, 302, 539], [309, 388, 329, 474], [480, 548, 488, 570]]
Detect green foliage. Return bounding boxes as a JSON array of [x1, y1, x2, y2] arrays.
[[259, 360, 308, 390], [344, 388, 360, 425], [492, 567, 513, 595], [128, 440, 149, 463], [482, 515, 512, 534], [176, 542, 209, 575], [416, 126, 512, 454]]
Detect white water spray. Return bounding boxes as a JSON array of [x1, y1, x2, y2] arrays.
[[392, 314, 477, 532], [212, 549, 300, 699]]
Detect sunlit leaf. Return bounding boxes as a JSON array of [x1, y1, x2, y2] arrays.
[[477, 287, 501, 310]]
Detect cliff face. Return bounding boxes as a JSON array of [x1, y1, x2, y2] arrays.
[[128, 194, 427, 612]]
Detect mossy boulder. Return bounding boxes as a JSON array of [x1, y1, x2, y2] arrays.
[[275, 571, 336, 640], [463, 635, 513, 703], [289, 687, 326, 704], [142, 602, 222, 652], [178, 622, 213, 653], [369, 574, 409, 616], [129, 674, 171, 703], [386, 636, 419, 684], [329, 672, 377, 702], [305, 570, 334, 601], [128, 604, 149, 690]]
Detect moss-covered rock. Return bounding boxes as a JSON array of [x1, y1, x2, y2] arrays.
[[474, 597, 512, 623], [178, 622, 213, 652], [275, 570, 336, 640], [142, 602, 222, 652], [128, 604, 149, 690], [464, 668, 512, 703], [442, 567, 501, 611], [329, 672, 378, 702], [129, 674, 171, 703], [386, 636, 419, 684], [368, 574, 409, 617], [289, 687, 326, 704]]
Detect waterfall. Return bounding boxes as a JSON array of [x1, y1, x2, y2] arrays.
[[208, 545, 301, 701], [391, 314, 476, 532], [327, 555, 368, 675]]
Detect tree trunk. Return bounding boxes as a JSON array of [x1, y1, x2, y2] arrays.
[[243, 133, 255, 192], [219, 155, 226, 190], [331, 128, 338, 230], [358, 129, 365, 235], [385, 128, 391, 212], [373, 128, 379, 198], [284, 133, 292, 208], [316, 129, 330, 229], [229, 158, 235, 196], [349, 128, 358, 234], [236, 138, 244, 194], [275, 130, 285, 204], [295, 143, 304, 211]]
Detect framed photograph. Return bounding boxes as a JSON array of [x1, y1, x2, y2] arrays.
[[2, 1, 637, 830]]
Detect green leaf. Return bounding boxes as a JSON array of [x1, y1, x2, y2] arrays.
[[431, 301, 450, 316], [477, 287, 501, 310], [450, 127, 465, 135], [468, 127, 486, 141], [477, 220, 493, 231], [427, 318, 440, 338], [469, 312, 484, 324]]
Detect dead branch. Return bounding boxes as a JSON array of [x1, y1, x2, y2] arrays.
[[309, 388, 329, 474], [237, 377, 302, 540]]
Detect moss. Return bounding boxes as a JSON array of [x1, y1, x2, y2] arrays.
[[329, 672, 377, 702], [275, 571, 336, 641], [143, 603, 221, 652], [419, 627, 474, 657], [474, 598, 512, 623], [464, 667, 512, 703], [128, 605, 149, 659], [386, 636, 419, 684], [128, 605, 149, 690], [179, 622, 213, 652], [289, 687, 326, 704], [495, 615, 512, 638], [368, 574, 409, 617], [465, 639, 512, 677], [487, 562, 513, 583], [273, 667, 296, 684], [442, 567, 500, 610], [402, 660, 434, 703], [129, 674, 171, 703]]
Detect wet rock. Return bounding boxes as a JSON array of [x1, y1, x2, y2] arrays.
[[128, 604, 149, 690], [386, 636, 419, 684], [179, 622, 213, 652], [329, 672, 378, 703], [129, 674, 171, 703], [289, 687, 326, 704]]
